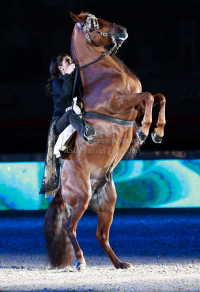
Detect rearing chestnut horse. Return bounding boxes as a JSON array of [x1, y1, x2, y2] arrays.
[[44, 12, 166, 270]]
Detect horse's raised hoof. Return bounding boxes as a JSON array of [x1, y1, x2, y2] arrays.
[[120, 262, 133, 269], [74, 260, 87, 271], [151, 130, 162, 143], [136, 128, 147, 145]]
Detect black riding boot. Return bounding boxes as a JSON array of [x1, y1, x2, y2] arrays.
[[55, 110, 96, 143]]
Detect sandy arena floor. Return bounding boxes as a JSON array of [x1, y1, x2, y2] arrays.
[[0, 209, 200, 292]]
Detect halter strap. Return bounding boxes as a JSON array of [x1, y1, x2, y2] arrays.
[[80, 21, 114, 45]]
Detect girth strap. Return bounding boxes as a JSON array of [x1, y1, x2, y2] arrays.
[[84, 112, 134, 126]]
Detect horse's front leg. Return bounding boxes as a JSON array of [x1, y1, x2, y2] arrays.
[[151, 93, 166, 143], [117, 92, 154, 144], [95, 179, 132, 269], [134, 93, 166, 143]]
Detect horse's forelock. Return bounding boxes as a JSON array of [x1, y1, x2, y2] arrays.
[[97, 18, 111, 28], [77, 12, 90, 21], [75, 13, 111, 28]]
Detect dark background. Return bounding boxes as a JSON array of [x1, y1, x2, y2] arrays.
[[1, 0, 200, 154]]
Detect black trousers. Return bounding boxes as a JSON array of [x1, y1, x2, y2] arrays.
[[55, 110, 85, 137]]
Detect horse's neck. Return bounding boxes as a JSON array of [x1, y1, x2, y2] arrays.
[[72, 33, 126, 85], [73, 36, 104, 68], [73, 37, 140, 95], [80, 55, 122, 86]]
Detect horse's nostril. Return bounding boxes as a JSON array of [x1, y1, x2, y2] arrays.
[[117, 28, 123, 32], [117, 27, 127, 33]]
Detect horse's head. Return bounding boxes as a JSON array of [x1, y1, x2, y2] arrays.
[[70, 12, 128, 54]]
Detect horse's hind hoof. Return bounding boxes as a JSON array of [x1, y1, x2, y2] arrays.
[[151, 130, 162, 143], [120, 262, 133, 269], [74, 260, 87, 271], [136, 128, 147, 145]]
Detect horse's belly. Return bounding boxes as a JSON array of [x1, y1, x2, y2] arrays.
[[61, 122, 133, 201], [76, 121, 133, 178]]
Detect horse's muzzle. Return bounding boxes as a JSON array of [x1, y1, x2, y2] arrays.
[[115, 27, 128, 41]]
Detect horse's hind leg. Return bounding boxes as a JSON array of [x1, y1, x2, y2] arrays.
[[65, 204, 88, 270], [94, 180, 132, 269], [61, 169, 91, 270]]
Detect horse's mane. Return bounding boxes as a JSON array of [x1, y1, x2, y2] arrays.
[[110, 54, 139, 81], [109, 55, 141, 159]]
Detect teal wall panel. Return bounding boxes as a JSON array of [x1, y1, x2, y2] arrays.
[[0, 162, 47, 210], [0, 160, 199, 209], [114, 160, 200, 208]]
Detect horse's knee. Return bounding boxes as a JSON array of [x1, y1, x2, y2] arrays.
[[154, 93, 166, 104], [145, 92, 154, 104]]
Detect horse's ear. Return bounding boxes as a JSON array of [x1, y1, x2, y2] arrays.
[[70, 12, 82, 23]]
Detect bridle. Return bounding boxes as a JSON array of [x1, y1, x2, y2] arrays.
[[79, 14, 113, 45], [76, 14, 125, 70]]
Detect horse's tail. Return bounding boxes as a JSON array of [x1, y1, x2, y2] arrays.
[[44, 188, 75, 268]]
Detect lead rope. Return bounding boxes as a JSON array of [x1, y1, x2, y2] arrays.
[[71, 53, 109, 117], [71, 64, 84, 117], [71, 40, 121, 115]]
